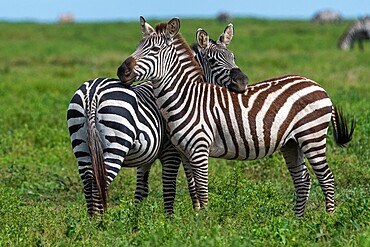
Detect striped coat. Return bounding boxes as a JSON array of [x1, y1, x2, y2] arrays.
[[68, 22, 247, 215], [338, 17, 370, 50], [117, 17, 355, 217]]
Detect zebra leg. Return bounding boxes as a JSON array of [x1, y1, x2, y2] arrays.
[[78, 161, 105, 216], [73, 137, 105, 215], [181, 158, 200, 211], [186, 150, 209, 209], [359, 40, 364, 51], [158, 148, 182, 214], [303, 142, 335, 214], [281, 140, 312, 217], [134, 164, 151, 203]]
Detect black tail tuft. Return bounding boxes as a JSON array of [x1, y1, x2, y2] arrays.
[[332, 106, 356, 147]]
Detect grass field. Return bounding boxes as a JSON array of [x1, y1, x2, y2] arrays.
[[0, 18, 369, 246]]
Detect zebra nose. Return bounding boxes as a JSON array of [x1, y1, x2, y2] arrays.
[[117, 57, 136, 84], [230, 68, 249, 93]]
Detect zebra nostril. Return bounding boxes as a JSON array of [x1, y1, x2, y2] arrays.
[[124, 67, 131, 76]]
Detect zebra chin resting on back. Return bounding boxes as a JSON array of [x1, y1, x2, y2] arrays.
[[117, 17, 356, 217], [338, 16, 370, 51], [67, 24, 248, 216]]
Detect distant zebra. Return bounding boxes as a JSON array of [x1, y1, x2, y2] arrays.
[[311, 10, 342, 24], [338, 17, 370, 50], [67, 24, 248, 216], [117, 17, 356, 217]]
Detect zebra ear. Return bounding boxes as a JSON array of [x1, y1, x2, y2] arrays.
[[166, 17, 180, 39], [219, 23, 234, 46], [196, 28, 209, 49], [140, 16, 155, 38]]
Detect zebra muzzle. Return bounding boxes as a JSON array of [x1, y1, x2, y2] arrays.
[[117, 57, 136, 85], [229, 68, 249, 93]]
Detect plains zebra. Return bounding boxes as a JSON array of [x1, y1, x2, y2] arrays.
[[311, 10, 342, 24], [67, 24, 248, 216], [338, 17, 370, 50], [117, 17, 355, 217]]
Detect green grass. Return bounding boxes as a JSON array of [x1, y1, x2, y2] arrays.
[[0, 18, 369, 246]]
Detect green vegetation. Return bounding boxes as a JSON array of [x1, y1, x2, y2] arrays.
[[0, 18, 369, 246]]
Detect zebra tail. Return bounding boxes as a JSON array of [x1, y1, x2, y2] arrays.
[[331, 105, 356, 147], [87, 119, 108, 212]]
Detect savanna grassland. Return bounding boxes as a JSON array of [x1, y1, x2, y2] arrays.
[[0, 18, 369, 246]]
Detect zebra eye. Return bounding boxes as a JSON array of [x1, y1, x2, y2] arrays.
[[151, 46, 161, 52]]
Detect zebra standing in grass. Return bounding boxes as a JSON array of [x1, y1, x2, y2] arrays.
[[338, 17, 370, 50], [67, 24, 248, 216], [117, 17, 356, 217]]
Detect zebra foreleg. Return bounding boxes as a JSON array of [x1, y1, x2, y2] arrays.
[[186, 149, 209, 209], [281, 140, 312, 217], [182, 157, 200, 211], [358, 39, 364, 51]]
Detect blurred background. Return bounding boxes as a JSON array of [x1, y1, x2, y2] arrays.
[[0, 0, 368, 22]]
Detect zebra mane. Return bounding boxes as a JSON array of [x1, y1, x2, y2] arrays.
[[155, 22, 204, 81]]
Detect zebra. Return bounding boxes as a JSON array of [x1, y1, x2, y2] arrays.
[[67, 24, 248, 216], [338, 17, 370, 51], [117, 17, 356, 217], [311, 10, 342, 24]]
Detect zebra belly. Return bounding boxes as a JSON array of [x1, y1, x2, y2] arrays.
[[123, 132, 161, 167], [209, 134, 279, 160]]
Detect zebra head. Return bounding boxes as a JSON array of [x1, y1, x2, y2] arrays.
[[117, 16, 183, 84], [193, 24, 248, 93]]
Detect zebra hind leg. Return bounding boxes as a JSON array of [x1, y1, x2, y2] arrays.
[[160, 151, 182, 215], [281, 140, 312, 217], [79, 166, 105, 216], [134, 164, 151, 203], [303, 142, 335, 214]]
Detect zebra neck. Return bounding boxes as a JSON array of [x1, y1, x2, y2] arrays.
[[152, 60, 202, 118], [341, 30, 356, 48]]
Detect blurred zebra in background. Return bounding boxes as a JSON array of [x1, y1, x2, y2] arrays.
[[338, 17, 370, 51], [67, 23, 248, 216], [311, 10, 342, 24], [117, 17, 356, 217]]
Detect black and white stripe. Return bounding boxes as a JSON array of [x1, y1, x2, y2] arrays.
[[67, 79, 180, 215], [193, 24, 248, 93], [117, 17, 355, 217], [68, 23, 247, 216], [338, 17, 370, 50]]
